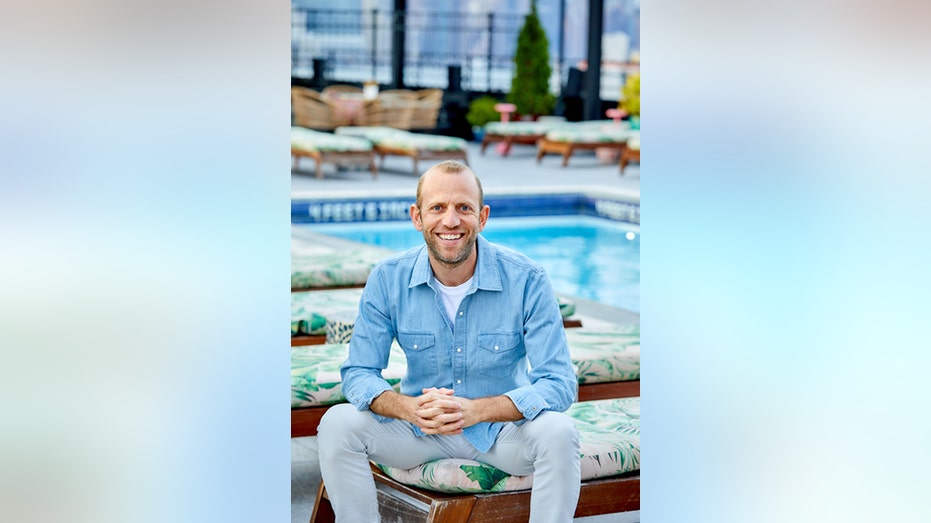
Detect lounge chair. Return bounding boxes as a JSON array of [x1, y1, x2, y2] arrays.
[[409, 89, 443, 130], [291, 87, 349, 130], [620, 133, 640, 173], [536, 120, 636, 167], [480, 119, 565, 156], [291, 127, 377, 180], [291, 228, 394, 291], [336, 126, 469, 175], [291, 324, 640, 437], [309, 397, 640, 522]]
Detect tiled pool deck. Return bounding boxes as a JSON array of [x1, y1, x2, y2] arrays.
[[291, 139, 641, 523]]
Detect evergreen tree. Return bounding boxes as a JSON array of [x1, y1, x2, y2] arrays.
[[507, 1, 555, 116]]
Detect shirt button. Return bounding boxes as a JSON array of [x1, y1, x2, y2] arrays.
[[457, 379, 462, 384], [457, 348, 462, 352], [458, 311, 463, 316], [413, 344, 418, 349], [494, 345, 499, 350]]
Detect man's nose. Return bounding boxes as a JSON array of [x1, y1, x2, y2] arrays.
[[442, 208, 460, 227]]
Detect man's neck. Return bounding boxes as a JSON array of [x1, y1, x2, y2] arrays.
[[429, 256, 477, 287]]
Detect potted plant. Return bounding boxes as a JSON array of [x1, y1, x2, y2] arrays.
[[619, 73, 640, 129], [466, 95, 502, 142], [507, 0, 555, 119]]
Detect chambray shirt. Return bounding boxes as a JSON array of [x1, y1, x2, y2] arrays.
[[340, 235, 578, 453]]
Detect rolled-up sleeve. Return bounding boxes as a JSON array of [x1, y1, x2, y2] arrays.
[[505, 269, 577, 418], [340, 267, 396, 413]]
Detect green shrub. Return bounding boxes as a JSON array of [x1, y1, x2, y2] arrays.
[[620, 74, 640, 117], [466, 96, 502, 127], [507, 1, 555, 117]]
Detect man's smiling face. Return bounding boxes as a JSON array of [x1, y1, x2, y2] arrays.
[[411, 167, 489, 270]]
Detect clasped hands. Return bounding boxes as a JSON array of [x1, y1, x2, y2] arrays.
[[411, 387, 474, 435]]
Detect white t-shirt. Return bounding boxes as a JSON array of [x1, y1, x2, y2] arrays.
[[435, 275, 474, 326]]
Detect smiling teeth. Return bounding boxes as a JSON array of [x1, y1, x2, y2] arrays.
[[439, 234, 461, 240]]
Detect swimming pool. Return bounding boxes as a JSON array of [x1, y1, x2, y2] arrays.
[[301, 215, 640, 312]]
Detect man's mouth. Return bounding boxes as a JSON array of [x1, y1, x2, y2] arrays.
[[437, 233, 463, 241]]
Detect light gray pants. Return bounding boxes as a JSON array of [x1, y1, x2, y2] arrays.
[[317, 403, 581, 522]]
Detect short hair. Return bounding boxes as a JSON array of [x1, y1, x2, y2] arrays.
[[416, 160, 484, 208]]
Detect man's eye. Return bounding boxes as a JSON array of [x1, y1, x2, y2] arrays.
[[460, 205, 471, 211]]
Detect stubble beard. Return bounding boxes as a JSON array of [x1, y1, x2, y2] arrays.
[[424, 232, 476, 268]]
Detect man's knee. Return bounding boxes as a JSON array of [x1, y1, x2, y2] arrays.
[[527, 411, 580, 451], [318, 403, 369, 444]]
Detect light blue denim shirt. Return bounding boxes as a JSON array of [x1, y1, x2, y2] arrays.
[[340, 235, 578, 453]]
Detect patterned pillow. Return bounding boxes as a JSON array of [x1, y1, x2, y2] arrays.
[[376, 397, 640, 493], [566, 325, 640, 383], [291, 126, 373, 152], [291, 288, 364, 336], [291, 342, 407, 408]]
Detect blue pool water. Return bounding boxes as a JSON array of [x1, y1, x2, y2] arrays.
[[305, 215, 639, 312]]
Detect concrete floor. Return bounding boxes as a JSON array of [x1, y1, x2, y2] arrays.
[[291, 138, 641, 522]]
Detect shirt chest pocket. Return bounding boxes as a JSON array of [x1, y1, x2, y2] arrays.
[[476, 332, 523, 379], [397, 332, 438, 376]]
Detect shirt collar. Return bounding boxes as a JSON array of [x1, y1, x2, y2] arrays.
[[409, 235, 503, 292]]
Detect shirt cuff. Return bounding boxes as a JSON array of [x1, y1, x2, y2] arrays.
[[505, 386, 551, 421], [347, 381, 393, 414]]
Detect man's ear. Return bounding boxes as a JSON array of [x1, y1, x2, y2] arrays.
[[477, 205, 490, 231], [410, 204, 424, 231]]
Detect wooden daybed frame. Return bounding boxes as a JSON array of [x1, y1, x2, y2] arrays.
[[480, 132, 544, 156], [621, 146, 641, 172], [535, 137, 627, 167], [291, 148, 377, 180], [310, 462, 639, 523]]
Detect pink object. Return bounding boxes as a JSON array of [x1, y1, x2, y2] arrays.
[[494, 103, 517, 123], [606, 108, 626, 124]]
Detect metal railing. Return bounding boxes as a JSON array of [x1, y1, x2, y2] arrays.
[[291, 8, 586, 95]]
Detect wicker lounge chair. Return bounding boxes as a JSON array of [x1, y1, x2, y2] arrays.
[[536, 121, 636, 167], [336, 126, 469, 175], [409, 89, 443, 130], [291, 87, 349, 130], [309, 397, 640, 522], [291, 127, 376, 180]]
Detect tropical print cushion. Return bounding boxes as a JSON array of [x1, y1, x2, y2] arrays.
[[291, 233, 392, 290], [290, 325, 639, 407], [376, 397, 640, 493], [544, 121, 634, 144], [336, 126, 467, 152], [291, 342, 407, 408], [291, 126, 373, 153], [627, 133, 640, 150], [566, 324, 640, 383], [484, 121, 555, 136], [291, 288, 364, 336]]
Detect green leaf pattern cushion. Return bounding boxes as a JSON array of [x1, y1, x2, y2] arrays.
[[565, 325, 640, 383], [335, 126, 467, 152], [376, 397, 640, 493], [291, 288, 364, 336], [544, 121, 634, 144], [291, 126, 373, 152], [484, 121, 555, 136], [290, 325, 639, 406], [291, 342, 407, 408], [291, 234, 392, 290]]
